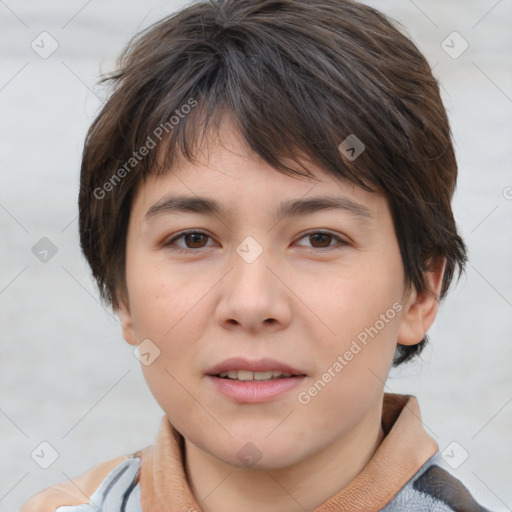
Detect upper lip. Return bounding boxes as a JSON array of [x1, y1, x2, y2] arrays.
[[206, 357, 307, 376]]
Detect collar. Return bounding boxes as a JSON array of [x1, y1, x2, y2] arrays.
[[137, 393, 438, 512]]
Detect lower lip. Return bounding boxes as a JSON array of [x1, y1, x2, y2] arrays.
[[206, 375, 306, 403]]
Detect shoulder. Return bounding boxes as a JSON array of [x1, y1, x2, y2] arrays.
[[382, 453, 492, 512], [19, 453, 142, 512]]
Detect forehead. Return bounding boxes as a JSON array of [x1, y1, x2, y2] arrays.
[[130, 115, 387, 226]]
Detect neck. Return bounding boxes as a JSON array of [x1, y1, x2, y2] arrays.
[[184, 402, 385, 512]]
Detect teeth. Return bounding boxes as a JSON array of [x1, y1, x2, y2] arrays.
[[254, 371, 273, 380], [238, 370, 254, 381], [218, 370, 294, 381]]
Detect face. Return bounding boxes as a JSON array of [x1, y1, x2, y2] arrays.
[[118, 115, 439, 470]]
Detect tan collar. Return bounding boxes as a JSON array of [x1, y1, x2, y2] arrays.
[[138, 393, 438, 512]]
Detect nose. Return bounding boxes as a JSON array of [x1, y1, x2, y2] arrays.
[[214, 247, 292, 334]]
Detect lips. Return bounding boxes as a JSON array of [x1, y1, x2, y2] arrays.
[[205, 357, 307, 378], [205, 357, 308, 403]]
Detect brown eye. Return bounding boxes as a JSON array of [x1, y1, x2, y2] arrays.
[[296, 231, 346, 251], [309, 233, 334, 248], [183, 232, 209, 248], [165, 230, 347, 254], [164, 230, 213, 252]]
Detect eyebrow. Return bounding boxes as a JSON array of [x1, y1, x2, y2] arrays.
[[143, 194, 373, 224]]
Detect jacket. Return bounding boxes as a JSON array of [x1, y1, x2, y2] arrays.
[[19, 394, 492, 511]]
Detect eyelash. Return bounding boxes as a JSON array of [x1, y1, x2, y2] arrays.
[[163, 229, 348, 254]]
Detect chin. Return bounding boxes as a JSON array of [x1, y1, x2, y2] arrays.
[[215, 434, 311, 471]]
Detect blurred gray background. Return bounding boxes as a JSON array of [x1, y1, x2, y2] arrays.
[[1, 0, 511, 511]]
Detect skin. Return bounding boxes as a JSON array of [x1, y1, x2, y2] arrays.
[[118, 114, 445, 512]]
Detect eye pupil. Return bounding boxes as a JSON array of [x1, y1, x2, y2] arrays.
[[310, 233, 331, 247], [170, 231, 341, 252], [186, 233, 207, 248]]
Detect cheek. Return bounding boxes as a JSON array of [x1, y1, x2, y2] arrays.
[[302, 261, 403, 401], [125, 259, 209, 394], [313, 269, 402, 344], [127, 257, 202, 338], [128, 254, 233, 353], [128, 263, 211, 426]]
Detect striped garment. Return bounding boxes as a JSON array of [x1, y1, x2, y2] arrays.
[[20, 394, 493, 512]]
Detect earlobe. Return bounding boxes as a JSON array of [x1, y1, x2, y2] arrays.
[[397, 258, 446, 346], [116, 298, 138, 346]]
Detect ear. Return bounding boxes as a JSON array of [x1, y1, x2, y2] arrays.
[[397, 258, 446, 346], [116, 296, 138, 347]]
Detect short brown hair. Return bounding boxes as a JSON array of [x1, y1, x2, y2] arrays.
[[78, 0, 467, 366]]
